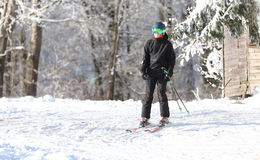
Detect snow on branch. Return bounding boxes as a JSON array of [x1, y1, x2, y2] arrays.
[[0, 46, 25, 57], [169, 0, 254, 86], [173, 0, 249, 44], [14, 0, 104, 24], [15, 0, 74, 24]]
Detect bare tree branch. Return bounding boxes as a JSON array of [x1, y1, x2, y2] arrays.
[[0, 46, 25, 57]]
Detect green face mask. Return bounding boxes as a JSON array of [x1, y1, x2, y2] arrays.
[[152, 28, 166, 34]]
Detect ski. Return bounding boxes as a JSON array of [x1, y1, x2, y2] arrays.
[[126, 125, 152, 133], [126, 119, 151, 133], [126, 122, 168, 133], [144, 125, 164, 133], [126, 123, 152, 133], [144, 121, 169, 133], [125, 127, 142, 133]]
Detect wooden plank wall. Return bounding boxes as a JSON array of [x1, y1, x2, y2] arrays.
[[223, 27, 249, 97], [248, 46, 260, 94]]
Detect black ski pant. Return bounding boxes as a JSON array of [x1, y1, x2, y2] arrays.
[[141, 77, 170, 119]]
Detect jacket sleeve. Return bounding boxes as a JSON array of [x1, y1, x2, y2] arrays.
[[140, 40, 150, 74], [167, 43, 175, 76]]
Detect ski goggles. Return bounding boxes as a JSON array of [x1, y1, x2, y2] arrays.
[[152, 28, 166, 34]]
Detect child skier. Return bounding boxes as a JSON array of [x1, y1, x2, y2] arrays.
[[140, 21, 176, 127]]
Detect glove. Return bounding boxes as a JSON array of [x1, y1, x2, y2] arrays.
[[161, 67, 172, 81], [142, 73, 150, 80], [142, 68, 150, 80], [164, 74, 170, 81]]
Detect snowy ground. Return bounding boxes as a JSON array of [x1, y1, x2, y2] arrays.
[[0, 93, 260, 160]]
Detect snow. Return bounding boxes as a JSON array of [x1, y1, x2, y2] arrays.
[[1, 92, 260, 160]]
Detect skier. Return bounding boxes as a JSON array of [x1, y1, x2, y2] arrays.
[[140, 21, 176, 127]]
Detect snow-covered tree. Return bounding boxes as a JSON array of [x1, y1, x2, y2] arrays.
[[1, 0, 63, 97], [36, 0, 161, 100], [0, 0, 16, 97], [168, 0, 260, 99]]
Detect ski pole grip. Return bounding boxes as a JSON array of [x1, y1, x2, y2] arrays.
[[161, 67, 168, 74]]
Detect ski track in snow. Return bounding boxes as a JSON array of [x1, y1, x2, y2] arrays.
[[0, 95, 260, 160]]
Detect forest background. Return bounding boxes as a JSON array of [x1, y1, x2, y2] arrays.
[[1, 0, 259, 101]]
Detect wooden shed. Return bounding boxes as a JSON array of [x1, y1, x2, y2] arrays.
[[223, 27, 260, 97]]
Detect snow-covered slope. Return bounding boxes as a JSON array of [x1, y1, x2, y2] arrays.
[[0, 94, 260, 160]]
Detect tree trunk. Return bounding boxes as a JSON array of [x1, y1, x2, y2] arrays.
[[25, 0, 42, 96], [106, 0, 122, 100], [126, 25, 131, 54], [5, 49, 11, 96], [18, 29, 27, 96], [90, 33, 104, 99], [0, 37, 8, 97], [159, 0, 172, 27], [0, 0, 14, 97]]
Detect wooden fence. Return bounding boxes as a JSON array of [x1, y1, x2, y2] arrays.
[[223, 28, 260, 97]]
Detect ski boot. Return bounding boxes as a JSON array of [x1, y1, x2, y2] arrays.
[[139, 117, 150, 128], [159, 117, 169, 127]]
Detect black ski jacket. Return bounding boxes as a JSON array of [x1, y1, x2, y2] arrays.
[[141, 34, 175, 79]]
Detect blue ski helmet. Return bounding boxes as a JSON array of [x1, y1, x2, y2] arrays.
[[153, 22, 166, 30]]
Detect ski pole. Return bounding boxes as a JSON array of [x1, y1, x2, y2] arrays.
[[161, 67, 182, 111], [169, 83, 182, 112], [161, 67, 190, 114], [172, 85, 190, 114]]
